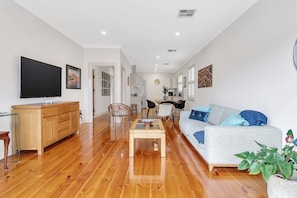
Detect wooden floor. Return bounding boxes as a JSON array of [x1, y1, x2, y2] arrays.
[[0, 113, 267, 198]]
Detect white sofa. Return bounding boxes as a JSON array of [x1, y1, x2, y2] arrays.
[[179, 104, 282, 171]]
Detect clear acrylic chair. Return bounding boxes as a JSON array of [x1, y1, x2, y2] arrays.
[[108, 103, 131, 139]]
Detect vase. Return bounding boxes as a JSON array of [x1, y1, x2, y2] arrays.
[[163, 95, 167, 100], [267, 172, 297, 198]]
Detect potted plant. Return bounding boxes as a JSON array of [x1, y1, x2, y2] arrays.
[[162, 86, 168, 100], [235, 129, 297, 197]]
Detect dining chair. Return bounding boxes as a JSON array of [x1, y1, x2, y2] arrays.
[[146, 99, 156, 118], [156, 103, 174, 122], [108, 103, 131, 139]]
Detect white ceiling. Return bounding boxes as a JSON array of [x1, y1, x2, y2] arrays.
[[13, 0, 259, 73]]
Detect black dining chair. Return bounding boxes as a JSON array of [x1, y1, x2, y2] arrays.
[[146, 99, 156, 118], [175, 100, 186, 110], [173, 100, 186, 122]]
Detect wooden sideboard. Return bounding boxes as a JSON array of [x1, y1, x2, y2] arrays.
[[12, 101, 79, 155]]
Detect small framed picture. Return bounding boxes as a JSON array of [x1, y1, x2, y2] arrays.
[[66, 64, 81, 89], [293, 39, 297, 69]]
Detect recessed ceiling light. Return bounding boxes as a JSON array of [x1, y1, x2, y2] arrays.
[[175, 32, 180, 36], [101, 31, 107, 35], [155, 64, 159, 67], [156, 56, 160, 59]]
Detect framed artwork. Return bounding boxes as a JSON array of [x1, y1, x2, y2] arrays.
[[293, 39, 297, 69], [66, 64, 81, 89], [198, 65, 212, 88]]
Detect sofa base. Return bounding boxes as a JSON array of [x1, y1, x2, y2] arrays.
[[181, 133, 238, 171]]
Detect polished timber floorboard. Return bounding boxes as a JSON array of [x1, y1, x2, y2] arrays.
[[0, 113, 267, 198]]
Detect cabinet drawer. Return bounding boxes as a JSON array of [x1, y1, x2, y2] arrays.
[[58, 127, 69, 138], [70, 103, 79, 111], [59, 105, 70, 114], [42, 107, 57, 117], [59, 121, 69, 130], [59, 113, 69, 123]]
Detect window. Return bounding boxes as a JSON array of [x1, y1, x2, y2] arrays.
[[177, 74, 183, 93], [102, 72, 111, 96], [188, 66, 195, 99]]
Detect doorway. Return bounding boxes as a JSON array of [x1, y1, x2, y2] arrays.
[[92, 66, 114, 118]]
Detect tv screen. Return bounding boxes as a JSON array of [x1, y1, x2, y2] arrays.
[[20, 56, 62, 98]]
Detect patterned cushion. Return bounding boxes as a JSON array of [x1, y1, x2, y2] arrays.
[[189, 110, 209, 122]]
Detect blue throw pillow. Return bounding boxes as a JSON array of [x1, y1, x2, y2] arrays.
[[240, 110, 267, 126], [189, 110, 209, 122], [220, 114, 249, 126], [193, 131, 204, 144]]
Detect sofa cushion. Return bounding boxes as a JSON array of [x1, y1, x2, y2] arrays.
[[180, 118, 210, 135], [189, 110, 209, 122], [220, 114, 249, 126], [208, 104, 241, 125], [194, 105, 212, 112], [219, 107, 241, 124], [240, 110, 267, 126], [193, 131, 204, 144], [207, 105, 225, 125]]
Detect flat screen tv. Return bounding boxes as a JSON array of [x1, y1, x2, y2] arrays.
[[20, 56, 62, 98]]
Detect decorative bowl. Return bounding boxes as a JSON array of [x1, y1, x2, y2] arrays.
[[142, 119, 153, 124]]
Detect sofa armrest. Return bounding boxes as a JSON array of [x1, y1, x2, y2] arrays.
[[203, 125, 282, 164], [180, 110, 191, 120]]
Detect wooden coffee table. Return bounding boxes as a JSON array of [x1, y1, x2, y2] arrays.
[[129, 119, 166, 157]]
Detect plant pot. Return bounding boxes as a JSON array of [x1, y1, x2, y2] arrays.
[[267, 172, 297, 198]]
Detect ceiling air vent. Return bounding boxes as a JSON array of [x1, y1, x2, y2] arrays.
[[163, 63, 170, 66], [168, 49, 177, 52], [177, 9, 196, 18]]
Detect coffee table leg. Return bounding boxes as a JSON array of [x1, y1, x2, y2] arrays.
[[161, 134, 166, 157], [129, 134, 134, 157]]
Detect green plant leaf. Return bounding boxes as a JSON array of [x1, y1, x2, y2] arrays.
[[235, 151, 250, 159], [249, 162, 261, 175], [246, 152, 257, 161], [237, 160, 250, 170], [260, 164, 274, 181], [255, 141, 267, 149], [269, 147, 278, 153], [277, 160, 293, 179], [264, 152, 277, 163]]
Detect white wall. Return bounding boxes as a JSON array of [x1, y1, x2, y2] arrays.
[[0, 0, 84, 157], [120, 50, 132, 104], [83, 48, 132, 122], [0, 0, 132, 160], [176, 0, 297, 139], [138, 72, 175, 101]]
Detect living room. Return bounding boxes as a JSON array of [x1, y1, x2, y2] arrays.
[[2, 0, 296, 139], [1, 0, 297, 196]]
